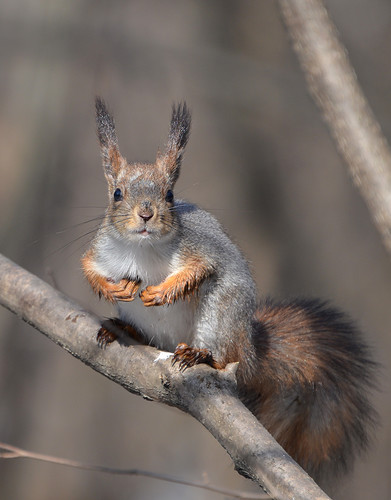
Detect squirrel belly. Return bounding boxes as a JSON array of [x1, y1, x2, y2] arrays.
[[89, 226, 198, 351], [117, 298, 196, 352]]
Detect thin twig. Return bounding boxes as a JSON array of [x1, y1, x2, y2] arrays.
[[0, 442, 267, 500]]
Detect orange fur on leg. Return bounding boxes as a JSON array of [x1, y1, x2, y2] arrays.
[[82, 250, 140, 303], [140, 256, 213, 306]]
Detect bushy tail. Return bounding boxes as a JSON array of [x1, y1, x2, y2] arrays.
[[241, 298, 378, 484]]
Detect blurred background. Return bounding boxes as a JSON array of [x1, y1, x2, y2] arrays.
[[0, 1, 390, 499]]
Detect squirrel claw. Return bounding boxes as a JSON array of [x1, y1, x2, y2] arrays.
[[97, 326, 117, 349], [172, 343, 217, 371], [140, 285, 172, 307], [111, 279, 140, 302]]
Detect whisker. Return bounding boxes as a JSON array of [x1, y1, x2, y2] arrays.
[[170, 201, 256, 216], [174, 183, 200, 197], [205, 207, 257, 215], [47, 201, 199, 265], [69, 205, 107, 210], [45, 224, 103, 259], [55, 215, 107, 235], [45, 215, 132, 260]]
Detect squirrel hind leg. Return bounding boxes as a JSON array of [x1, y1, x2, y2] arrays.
[[97, 318, 145, 348]]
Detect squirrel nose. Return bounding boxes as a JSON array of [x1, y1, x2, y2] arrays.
[[139, 211, 153, 222], [138, 206, 154, 222], [138, 201, 154, 222]]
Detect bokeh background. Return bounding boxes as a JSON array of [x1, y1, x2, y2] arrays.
[[1, 1, 390, 499]]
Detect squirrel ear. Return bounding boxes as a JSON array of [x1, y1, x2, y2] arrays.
[[95, 97, 122, 181], [157, 102, 191, 185]]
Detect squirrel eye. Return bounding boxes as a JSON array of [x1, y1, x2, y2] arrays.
[[165, 189, 174, 203], [114, 188, 123, 202]]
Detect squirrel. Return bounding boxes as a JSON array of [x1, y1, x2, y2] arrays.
[[82, 97, 377, 484]]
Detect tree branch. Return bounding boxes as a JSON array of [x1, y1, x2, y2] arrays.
[[278, 0, 391, 257], [0, 253, 331, 500]]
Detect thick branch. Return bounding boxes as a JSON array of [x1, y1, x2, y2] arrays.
[[0, 253, 330, 499], [278, 0, 391, 256]]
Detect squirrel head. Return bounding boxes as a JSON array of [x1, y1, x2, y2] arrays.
[[95, 97, 191, 241]]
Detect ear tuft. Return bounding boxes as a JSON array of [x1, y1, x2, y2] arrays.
[[158, 102, 191, 185], [168, 102, 191, 154], [95, 97, 121, 180]]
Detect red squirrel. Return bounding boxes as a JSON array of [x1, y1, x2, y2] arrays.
[[82, 98, 377, 484]]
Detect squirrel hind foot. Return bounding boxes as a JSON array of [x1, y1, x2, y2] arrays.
[[172, 343, 223, 371], [97, 318, 146, 348], [97, 325, 118, 349]]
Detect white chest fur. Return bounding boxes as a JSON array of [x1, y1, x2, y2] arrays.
[[93, 234, 196, 351]]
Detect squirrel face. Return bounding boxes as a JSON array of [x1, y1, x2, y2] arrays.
[[95, 98, 191, 242], [106, 162, 177, 241]]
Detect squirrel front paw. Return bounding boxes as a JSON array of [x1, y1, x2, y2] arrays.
[[99, 278, 140, 303], [140, 284, 174, 307]]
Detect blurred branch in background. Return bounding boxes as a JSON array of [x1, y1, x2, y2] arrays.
[[0, 442, 267, 500], [0, 253, 331, 500], [278, 0, 391, 257]]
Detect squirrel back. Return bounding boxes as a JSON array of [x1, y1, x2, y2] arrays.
[[82, 98, 377, 485]]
